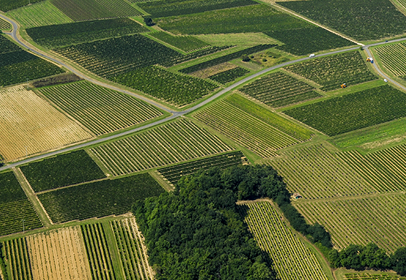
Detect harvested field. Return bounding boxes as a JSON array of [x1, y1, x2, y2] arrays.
[[0, 86, 92, 162], [191, 63, 237, 79]]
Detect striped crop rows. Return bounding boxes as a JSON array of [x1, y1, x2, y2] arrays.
[[111, 218, 153, 280], [296, 194, 406, 253], [90, 119, 233, 176], [242, 202, 328, 280], [194, 101, 298, 158], [0, 200, 42, 236], [269, 145, 377, 199], [374, 43, 406, 77], [2, 238, 32, 280], [40, 81, 163, 135]]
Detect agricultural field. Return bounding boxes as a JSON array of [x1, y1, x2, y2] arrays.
[[193, 100, 298, 158], [295, 193, 406, 253], [268, 144, 377, 199], [7, 1, 73, 29], [21, 150, 106, 192], [374, 43, 406, 77], [39, 81, 163, 135], [2, 238, 33, 280], [0, 0, 43, 12], [278, 0, 406, 41], [0, 86, 92, 162], [343, 272, 406, 280], [208, 67, 249, 84], [38, 173, 164, 222], [158, 151, 245, 185], [0, 171, 42, 236], [27, 18, 148, 48], [112, 66, 218, 107], [81, 223, 115, 279], [242, 202, 328, 280], [51, 0, 141, 21], [90, 119, 233, 176], [284, 51, 377, 91], [110, 218, 153, 280], [149, 31, 209, 52], [0, 36, 21, 54], [284, 85, 406, 136], [0, 18, 11, 30], [239, 71, 321, 107], [139, 0, 257, 17]]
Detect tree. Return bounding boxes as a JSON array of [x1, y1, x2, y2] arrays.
[[143, 17, 154, 26], [241, 54, 250, 62], [392, 247, 406, 276]]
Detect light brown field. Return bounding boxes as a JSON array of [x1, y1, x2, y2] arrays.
[[190, 62, 237, 78], [26, 226, 92, 280], [195, 33, 281, 47], [0, 86, 93, 161]]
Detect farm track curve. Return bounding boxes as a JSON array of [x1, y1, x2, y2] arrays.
[[0, 13, 406, 172]]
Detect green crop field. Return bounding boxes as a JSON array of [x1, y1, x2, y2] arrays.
[[0, 35, 21, 54], [242, 202, 328, 280], [0, 0, 43, 12], [139, 0, 257, 18], [39, 81, 163, 135], [2, 238, 32, 280], [284, 51, 376, 91], [38, 173, 164, 223], [158, 151, 244, 185], [295, 193, 406, 253], [112, 66, 218, 107], [374, 43, 406, 77], [343, 272, 406, 280], [90, 119, 233, 176], [21, 150, 106, 192], [27, 18, 148, 48], [51, 0, 141, 21], [149, 32, 209, 52], [268, 144, 377, 199], [239, 71, 321, 107], [0, 18, 11, 30], [284, 85, 406, 136], [0, 172, 42, 236], [7, 1, 73, 29], [278, 0, 406, 41], [208, 67, 249, 84]]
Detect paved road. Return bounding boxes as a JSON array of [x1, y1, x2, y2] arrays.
[[0, 13, 406, 172]]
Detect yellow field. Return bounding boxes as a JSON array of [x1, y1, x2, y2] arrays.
[[0, 86, 92, 161], [26, 227, 91, 280]]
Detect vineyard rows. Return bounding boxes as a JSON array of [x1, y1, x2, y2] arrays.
[[242, 202, 328, 280], [111, 218, 153, 280], [158, 151, 244, 185], [149, 32, 209, 52], [2, 238, 32, 280], [0, 0, 42, 11], [90, 119, 233, 176], [81, 223, 115, 279], [0, 18, 11, 30], [40, 81, 163, 135], [285, 51, 376, 91], [208, 67, 249, 84], [296, 194, 406, 253], [344, 272, 406, 280], [0, 36, 21, 54], [239, 71, 320, 107], [268, 145, 377, 199], [374, 43, 406, 77]]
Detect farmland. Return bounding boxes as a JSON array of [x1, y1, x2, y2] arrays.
[[0, 36, 20, 54], [295, 193, 406, 253], [278, 0, 406, 41], [0, 0, 43, 12], [149, 32, 209, 52], [158, 151, 244, 185], [38, 173, 164, 222], [343, 272, 406, 280], [374, 43, 406, 77], [7, 1, 73, 29], [90, 119, 233, 176], [0, 86, 92, 162], [268, 145, 377, 199], [284, 85, 406, 136], [239, 71, 321, 107], [2, 238, 32, 280], [51, 0, 141, 21], [284, 51, 377, 91], [242, 202, 328, 280], [112, 66, 218, 107], [27, 18, 148, 48], [39, 81, 163, 135], [0, 18, 11, 30], [21, 150, 106, 192], [208, 67, 249, 83]]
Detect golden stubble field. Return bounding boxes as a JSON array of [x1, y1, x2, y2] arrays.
[[0, 85, 93, 161]]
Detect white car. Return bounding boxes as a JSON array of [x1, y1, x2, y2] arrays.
[[309, 54, 315, 58]]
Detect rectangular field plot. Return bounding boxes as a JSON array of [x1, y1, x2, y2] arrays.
[[284, 85, 406, 136], [0, 86, 92, 162], [239, 71, 321, 107], [242, 202, 328, 280], [21, 150, 106, 192], [158, 151, 244, 185], [295, 194, 406, 253], [90, 119, 233, 176], [0, 0, 43, 12], [268, 145, 377, 199], [38, 173, 164, 223], [374, 43, 406, 78], [39, 81, 163, 135], [343, 272, 406, 280], [208, 67, 249, 84], [149, 31, 209, 52], [2, 238, 33, 280], [284, 51, 377, 91]]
